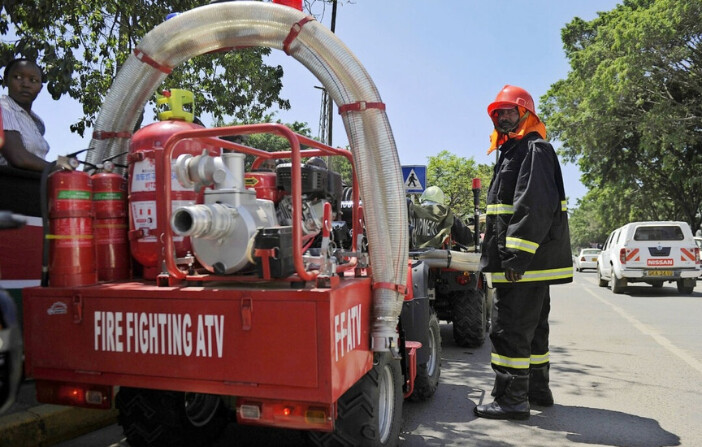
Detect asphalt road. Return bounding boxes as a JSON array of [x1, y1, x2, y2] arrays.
[[55, 272, 702, 446]]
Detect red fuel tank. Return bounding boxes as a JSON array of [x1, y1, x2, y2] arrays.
[[128, 120, 219, 279]]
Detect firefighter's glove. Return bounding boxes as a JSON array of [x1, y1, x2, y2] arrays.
[[505, 268, 523, 283]]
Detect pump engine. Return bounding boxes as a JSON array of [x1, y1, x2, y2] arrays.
[[171, 152, 349, 276]]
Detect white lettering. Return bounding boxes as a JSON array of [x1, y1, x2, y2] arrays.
[[115, 312, 123, 352], [334, 304, 363, 362], [94, 312, 102, 351], [183, 314, 193, 356], [214, 315, 224, 358], [126, 312, 134, 353], [196, 314, 206, 357], [92, 311, 224, 358]]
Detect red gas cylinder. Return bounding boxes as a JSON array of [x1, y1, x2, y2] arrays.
[[128, 120, 219, 279], [92, 172, 129, 281], [48, 170, 97, 287]]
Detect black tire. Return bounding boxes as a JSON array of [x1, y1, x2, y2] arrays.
[[309, 352, 403, 447], [410, 312, 441, 401], [597, 264, 608, 287], [677, 279, 695, 295], [116, 387, 228, 447], [452, 289, 486, 347], [612, 273, 627, 294]]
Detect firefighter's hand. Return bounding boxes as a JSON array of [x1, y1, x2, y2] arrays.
[[505, 268, 523, 282]]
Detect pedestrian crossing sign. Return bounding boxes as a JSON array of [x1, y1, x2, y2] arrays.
[[402, 165, 426, 194]]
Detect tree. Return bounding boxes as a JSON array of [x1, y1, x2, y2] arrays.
[[0, 0, 291, 136], [541, 0, 702, 233], [425, 150, 492, 219]]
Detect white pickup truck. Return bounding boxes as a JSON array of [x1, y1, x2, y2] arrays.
[[597, 221, 700, 294]]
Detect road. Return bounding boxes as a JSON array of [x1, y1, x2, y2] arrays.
[[55, 272, 702, 446]]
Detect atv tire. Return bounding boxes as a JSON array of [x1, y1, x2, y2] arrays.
[[308, 352, 403, 447], [452, 289, 486, 347], [410, 311, 441, 401], [116, 387, 228, 447]]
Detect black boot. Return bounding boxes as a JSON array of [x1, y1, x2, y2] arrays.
[[529, 365, 554, 407], [474, 371, 530, 420]]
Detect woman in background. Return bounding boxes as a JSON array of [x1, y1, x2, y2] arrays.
[[0, 58, 50, 171]]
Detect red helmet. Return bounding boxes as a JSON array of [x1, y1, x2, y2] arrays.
[[487, 85, 538, 119]]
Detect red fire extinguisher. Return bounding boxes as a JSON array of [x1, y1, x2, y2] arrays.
[[128, 120, 219, 279], [47, 170, 97, 287], [92, 172, 130, 281]]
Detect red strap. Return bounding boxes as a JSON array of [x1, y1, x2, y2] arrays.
[[283, 16, 315, 55], [372, 282, 407, 296], [133, 49, 173, 74], [338, 101, 386, 115], [92, 130, 132, 140]]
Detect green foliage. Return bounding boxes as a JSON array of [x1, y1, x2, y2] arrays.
[[542, 0, 702, 236], [425, 150, 492, 220], [218, 119, 312, 171], [0, 0, 289, 136]]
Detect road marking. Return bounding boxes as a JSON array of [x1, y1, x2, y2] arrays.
[[583, 287, 702, 375]]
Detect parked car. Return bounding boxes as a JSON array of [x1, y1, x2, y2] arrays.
[[575, 248, 601, 272], [696, 237, 702, 278], [597, 221, 700, 294]]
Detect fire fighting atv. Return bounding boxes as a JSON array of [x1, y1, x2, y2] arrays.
[[18, 3, 478, 446], [406, 184, 488, 349]]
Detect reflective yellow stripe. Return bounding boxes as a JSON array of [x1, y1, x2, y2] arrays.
[[492, 267, 573, 283], [506, 237, 539, 254], [561, 200, 567, 212], [486, 204, 514, 215], [530, 353, 550, 365], [491, 353, 530, 369]]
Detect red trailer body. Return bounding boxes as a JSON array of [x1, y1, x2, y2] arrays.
[[23, 277, 374, 429]]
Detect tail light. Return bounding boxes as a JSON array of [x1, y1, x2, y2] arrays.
[[580, 256, 586, 261], [695, 247, 700, 264], [35, 380, 112, 409], [237, 398, 333, 430], [620, 248, 627, 264]]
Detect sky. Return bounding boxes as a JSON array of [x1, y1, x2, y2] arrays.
[[27, 0, 624, 205]]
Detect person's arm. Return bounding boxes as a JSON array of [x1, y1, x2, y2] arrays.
[[0, 130, 49, 171]]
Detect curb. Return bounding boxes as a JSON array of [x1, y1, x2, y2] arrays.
[[0, 404, 118, 447]]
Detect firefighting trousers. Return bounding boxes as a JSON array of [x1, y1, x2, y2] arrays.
[[489, 285, 550, 376]]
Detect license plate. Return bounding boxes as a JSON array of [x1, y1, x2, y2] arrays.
[[646, 270, 673, 277], [590, 257, 597, 262]]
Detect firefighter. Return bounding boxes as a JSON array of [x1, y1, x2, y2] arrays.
[[474, 85, 573, 420], [411, 185, 473, 249]]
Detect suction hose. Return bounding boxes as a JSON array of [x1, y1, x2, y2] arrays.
[[86, 2, 407, 352], [416, 250, 481, 272]]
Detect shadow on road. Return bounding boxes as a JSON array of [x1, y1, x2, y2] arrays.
[[529, 404, 681, 447]]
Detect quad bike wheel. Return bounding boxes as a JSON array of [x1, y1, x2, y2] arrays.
[[116, 387, 228, 447]]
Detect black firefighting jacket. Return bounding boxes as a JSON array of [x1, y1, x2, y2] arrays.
[[479, 133, 573, 287]]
